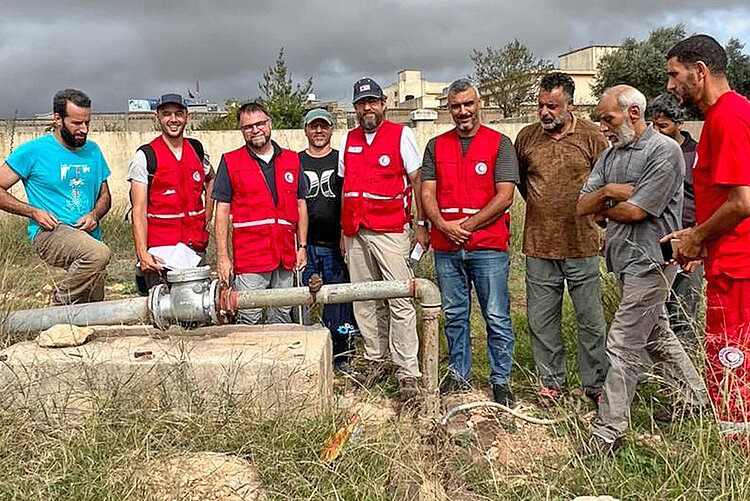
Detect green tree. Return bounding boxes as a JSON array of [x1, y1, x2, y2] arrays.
[[470, 40, 553, 118], [197, 99, 240, 130], [259, 48, 313, 129], [593, 25, 750, 106], [593, 25, 686, 102], [726, 38, 750, 99]]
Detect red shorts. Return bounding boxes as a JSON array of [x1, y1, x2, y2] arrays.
[[705, 275, 750, 434]]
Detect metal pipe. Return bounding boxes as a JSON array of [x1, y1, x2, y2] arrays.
[[231, 278, 442, 310], [2, 297, 150, 334]]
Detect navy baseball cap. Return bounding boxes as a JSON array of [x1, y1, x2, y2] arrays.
[[352, 78, 384, 103], [156, 93, 186, 110]]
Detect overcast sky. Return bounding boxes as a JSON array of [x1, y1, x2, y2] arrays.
[[1, 0, 749, 117]]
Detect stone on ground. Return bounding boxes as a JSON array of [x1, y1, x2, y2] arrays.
[[37, 324, 94, 347]]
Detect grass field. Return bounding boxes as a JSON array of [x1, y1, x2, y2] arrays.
[[0, 206, 748, 500]]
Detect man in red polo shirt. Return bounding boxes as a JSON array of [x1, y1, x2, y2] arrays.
[[213, 101, 308, 324], [665, 34, 750, 442]]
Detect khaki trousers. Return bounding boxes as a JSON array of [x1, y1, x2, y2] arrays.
[[33, 224, 111, 304], [345, 227, 421, 379]]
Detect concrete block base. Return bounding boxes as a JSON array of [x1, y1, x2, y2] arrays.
[[0, 324, 332, 417]]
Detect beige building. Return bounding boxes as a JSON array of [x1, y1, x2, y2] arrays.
[[382, 69, 450, 110], [557, 45, 619, 106]]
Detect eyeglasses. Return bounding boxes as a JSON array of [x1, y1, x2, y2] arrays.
[[240, 119, 270, 132]]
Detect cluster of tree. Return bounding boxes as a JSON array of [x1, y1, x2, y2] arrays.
[[593, 24, 750, 113], [469, 24, 750, 119], [199, 48, 313, 130], [470, 40, 552, 118]]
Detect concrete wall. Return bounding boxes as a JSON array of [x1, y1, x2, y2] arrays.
[[0, 120, 705, 205]]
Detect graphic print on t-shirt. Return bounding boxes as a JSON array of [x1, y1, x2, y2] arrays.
[[304, 169, 337, 199], [61, 163, 91, 213]]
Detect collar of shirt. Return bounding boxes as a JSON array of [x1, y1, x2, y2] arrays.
[[245, 140, 282, 163], [624, 123, 655, 151]]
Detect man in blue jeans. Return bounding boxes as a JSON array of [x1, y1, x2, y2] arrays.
[[421, 79, 520, 406], [299, 109, 356, 367]]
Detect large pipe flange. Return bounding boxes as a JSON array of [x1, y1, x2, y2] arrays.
[[148, 283, 171, 330]]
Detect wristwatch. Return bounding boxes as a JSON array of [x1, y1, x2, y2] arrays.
[[298, 244, 307, 249], [416, 220, 429, 228]]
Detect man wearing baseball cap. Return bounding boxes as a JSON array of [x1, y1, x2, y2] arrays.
[[127, 93, 215, 293], [299, 108, 356, 367], [338, 77, 430, 402]]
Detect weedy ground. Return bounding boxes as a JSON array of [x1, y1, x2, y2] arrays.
[[0, 206, 748, 501]]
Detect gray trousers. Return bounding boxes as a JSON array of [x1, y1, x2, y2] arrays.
[[525, 256, 608, 392], [234, 267, 294, 325], [592, 266, 709, 442]]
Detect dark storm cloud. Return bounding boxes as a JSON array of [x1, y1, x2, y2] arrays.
[[1, 0, 748, 116]]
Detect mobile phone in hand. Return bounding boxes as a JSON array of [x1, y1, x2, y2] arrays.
[[660, 239, 679, 262]]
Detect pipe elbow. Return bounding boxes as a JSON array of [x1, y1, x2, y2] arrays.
[[413, 278, 441, 308]]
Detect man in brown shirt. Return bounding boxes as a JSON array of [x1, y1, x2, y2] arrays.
[[515, 72, 609, 404]]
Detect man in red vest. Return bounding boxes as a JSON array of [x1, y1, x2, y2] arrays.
[[421, 79, 519, 407], [213, 101, 308, 324], [128, 93, 215, 293], [665, 35, 750, 446], [338, 78, 429, 402]]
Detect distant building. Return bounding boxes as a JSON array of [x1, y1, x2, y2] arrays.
[[382, 70, 450, 110], [557, 45, 619, 106]]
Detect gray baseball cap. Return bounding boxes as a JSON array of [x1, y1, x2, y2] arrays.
[[156, 93, 186, 110]]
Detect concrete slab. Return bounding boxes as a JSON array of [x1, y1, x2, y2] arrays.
[[0, 324, 332, 417]]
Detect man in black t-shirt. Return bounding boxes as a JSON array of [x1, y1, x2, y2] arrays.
[[299, 109, 356, 366]]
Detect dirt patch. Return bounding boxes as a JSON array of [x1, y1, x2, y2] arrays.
[[140, 452, 265, 501], [441, 391, 572, 471]]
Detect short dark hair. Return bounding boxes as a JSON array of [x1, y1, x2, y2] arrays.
[[539, 72, 575, 101], [447, 78, 480, 98], [53, 89, 91, 118], [236, 101, 270, 123], [667, 34, 727, 75], [646, 93, 685, 122]]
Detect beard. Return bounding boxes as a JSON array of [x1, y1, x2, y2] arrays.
[[246, 132, 270, 150], [611, 120, 636, 148], [541, 112, 568, 132], [359, 113, 382, 132], [60, 122, 86, 148]]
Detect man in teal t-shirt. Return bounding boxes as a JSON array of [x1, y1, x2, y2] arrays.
[[0, 89, 112, 304]]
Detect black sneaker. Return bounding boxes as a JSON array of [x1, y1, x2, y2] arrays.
[[439, 377, 473, 395], [492, 383, 515, 407], [399, 376, 420, 402], [584, 389, 602, 409], [581, 433, 622, 457]]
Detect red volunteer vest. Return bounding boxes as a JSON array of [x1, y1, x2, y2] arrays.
[[146, 136, 209, 251], [224, 146, 299, 274], [431, 125, 510, 252], [341, 120, 411, 236]]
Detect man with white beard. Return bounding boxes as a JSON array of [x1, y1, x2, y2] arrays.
[[577, 85, 708, 454]]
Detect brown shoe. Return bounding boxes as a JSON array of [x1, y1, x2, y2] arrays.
[[353, 360, 390, 388], [399, 376, 420, 402]]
